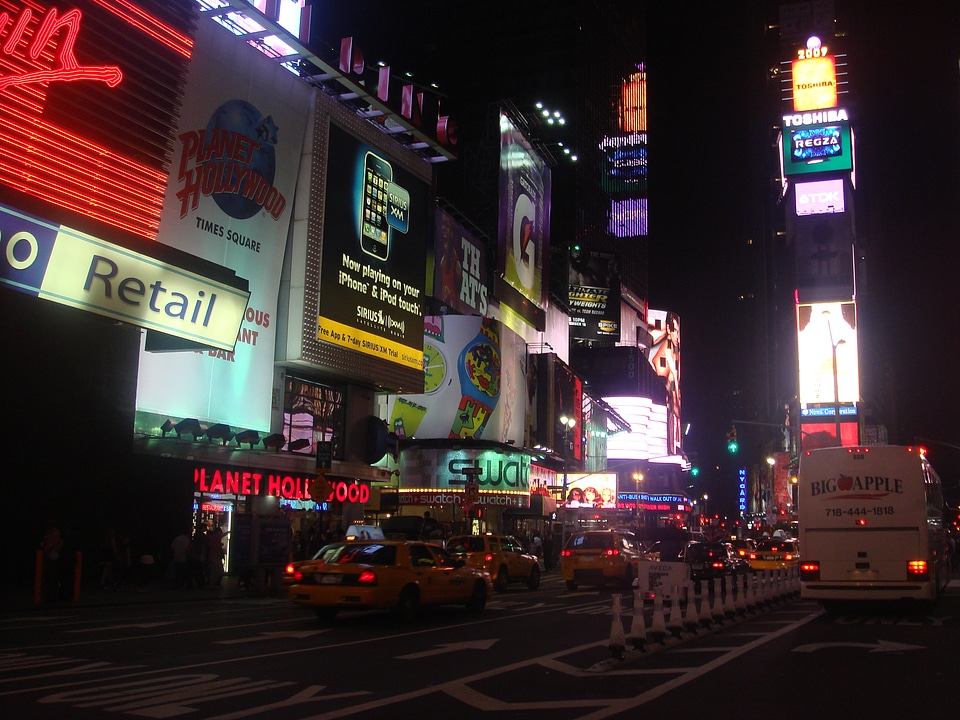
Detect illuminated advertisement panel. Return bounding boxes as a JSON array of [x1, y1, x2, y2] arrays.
[[795, 179, 845, 215], [562, 473, 618, 508], [497, 110, 550, 315], [568, 249, 621, 341], [796, 301, 860, 405], [609, 197, 648, 237], [792, 55, 837, 111], [620, 68, 647, 133], [383, 316, 526, 445], [647, 309, 681, 455], [433, 207, 489, 316], [782, 120, 853, 177], [0, 202, 248, 350], [799, 418, 860, 450], [317, 123, 428, 371], [604, 396, 669, 461], [599, 133, 647, 194], [398, 446, 530, 507], [0, 0, 194, 240], [136, 17, 312, 431]]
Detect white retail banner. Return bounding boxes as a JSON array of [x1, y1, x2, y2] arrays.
[[136, 17, 313, 430]]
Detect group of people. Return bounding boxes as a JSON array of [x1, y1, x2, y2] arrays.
[[169, 524, 228, 589]]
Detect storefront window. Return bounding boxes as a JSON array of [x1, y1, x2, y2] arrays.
[[283, 375, 346, 459]]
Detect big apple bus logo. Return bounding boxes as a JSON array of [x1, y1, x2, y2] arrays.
[[0, 6, 123, 92], [809, 474, 904, 500], [175, 100, 286, 221]]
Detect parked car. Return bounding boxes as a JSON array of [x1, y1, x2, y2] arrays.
[[446, 534, 540, 591], [285, 540, 492, 622], [560, 530, 643, 590], [679, 541, 751, 590]]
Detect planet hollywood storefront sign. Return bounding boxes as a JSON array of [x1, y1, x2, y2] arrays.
[[194, 466, 369, 505]]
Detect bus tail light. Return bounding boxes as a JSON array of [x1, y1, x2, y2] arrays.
[[800, 561, 820, 581], [906, 560, 928, 579]]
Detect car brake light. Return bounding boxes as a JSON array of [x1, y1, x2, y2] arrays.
[[561, 549, 572, 557], [907, 560, 928, 579], [800, 561, 820, 581], [357, 569, 378, 584], [748, 553, 757, 560], [711, 561, 725, 570], [605, 548, 621, 557], [784, 553, 794, 561], [285, 563, 296, 575], [485, 554, 495, 563]]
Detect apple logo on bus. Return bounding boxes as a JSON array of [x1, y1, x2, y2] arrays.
[[837, 475, 854, 491]]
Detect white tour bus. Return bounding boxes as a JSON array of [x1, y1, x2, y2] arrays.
[[798, 445, 948, 605]]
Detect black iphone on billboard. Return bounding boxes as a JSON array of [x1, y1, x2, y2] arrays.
[[360, 151, 393, 260]]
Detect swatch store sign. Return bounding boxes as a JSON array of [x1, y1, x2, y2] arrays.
[[398, 447, 531, 508]]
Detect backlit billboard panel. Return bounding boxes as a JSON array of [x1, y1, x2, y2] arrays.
[[795, 179, 845, 215], [600, 133, 647, 194], [317, 123, 429, 372], [136, 16, 312, 431], [792, 55, 837, 111], [796, 301, 860, 406], [497, 110, 550, 317], [433, 207, 489, 316], [568, 249, 621, 341], [782, 121, 853, 177]]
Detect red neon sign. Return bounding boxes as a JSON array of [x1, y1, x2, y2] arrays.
[[0, 1, 193, 239]]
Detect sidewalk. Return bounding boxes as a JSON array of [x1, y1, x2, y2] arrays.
[[0, 574, 287, 614]]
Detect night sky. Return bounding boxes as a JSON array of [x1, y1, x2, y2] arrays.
[[310, 1, 960, 510]]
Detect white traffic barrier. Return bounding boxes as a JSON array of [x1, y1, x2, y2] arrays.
[[649, 591, 667, 643], [735, 575, 748, 615], [629, 588, 646, 650], [711, 578, 725, 622], [723, 577, 736, 618], [609, 593, 626, 659], [764, 570, 774, 604], [698, 581, 713, 628], [683, 580, 700, 633], [667, 585, 684, 636]]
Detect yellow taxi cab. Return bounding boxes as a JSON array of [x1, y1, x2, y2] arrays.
[[560, 530, 643, 590], [446, 534, 540, 591], [285, 540, 492, 622], [748, 539, 800, 571]]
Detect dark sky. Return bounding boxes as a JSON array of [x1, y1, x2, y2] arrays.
[[310, 1, 960, 507]]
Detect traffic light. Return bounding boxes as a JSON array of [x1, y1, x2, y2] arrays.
[[726, 426, 739, 453], [690, 466, 700, 477]]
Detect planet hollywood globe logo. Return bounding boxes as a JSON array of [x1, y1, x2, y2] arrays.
[[175, 99, 287, 221]]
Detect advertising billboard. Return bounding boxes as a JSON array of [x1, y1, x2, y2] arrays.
[[568, 249, 621, 341], [383, 315, 526, 445], [604, 396, 669, 461], [136, 16, 312, 432], [782, 120, 853, 177], [497, 110, 550, 323], [317, 123, 429, 372], [562, 473, 618, 508], [599, 133, 647, 194], [620, 68, 647, 133], [796, 301, 860, 406], [792, 54, 837, 112], [433, 207, 489, 316], [795, 179, 845, 215], [609, 197, 648, 238], [647, 309, 681, 455], [0, 0, 194, 240]]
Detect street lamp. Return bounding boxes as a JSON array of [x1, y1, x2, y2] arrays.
[[632, 472, 644, 526], [559, 415, 576, 546]]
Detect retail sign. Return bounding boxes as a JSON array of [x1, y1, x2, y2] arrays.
[[0, 203, 249, 351], [194, 466, 370, 504], [398, 490, 527, 508]]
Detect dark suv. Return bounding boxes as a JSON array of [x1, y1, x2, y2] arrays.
[[679, 541, 750, 590]]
